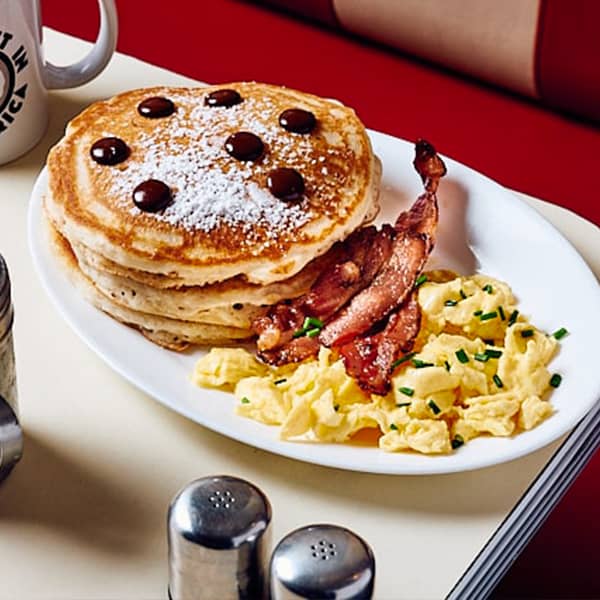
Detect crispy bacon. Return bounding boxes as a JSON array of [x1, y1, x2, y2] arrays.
[[257, 334, 321, 366], [252, 138, 446, 391], [303, 225, 394, 317], [413, 138, 447, 194], [393, 191, 438, 249], [338, 293, 421, 395], [318, 231, 427, 347], [253, 225, 394, 363], [319, 140, 445, 349]]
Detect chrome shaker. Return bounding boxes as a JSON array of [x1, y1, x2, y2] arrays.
[[168, 475, 272, 600], [0, 254, 21, 482], [270, 524, 375, 600]]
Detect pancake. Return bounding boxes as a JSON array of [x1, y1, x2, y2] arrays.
[[46, 82, 381, 287], [47, 221, 252, 350], [70, 233, 336, 308]]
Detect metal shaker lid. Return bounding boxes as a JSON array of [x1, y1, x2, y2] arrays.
[[0, 394, 22, 482], [168, 475, 272, 600], [270, 524, 375, 600], [169, 475, 271, 549]]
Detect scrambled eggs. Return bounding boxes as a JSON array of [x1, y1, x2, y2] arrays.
[[192, 273, 563, 454]]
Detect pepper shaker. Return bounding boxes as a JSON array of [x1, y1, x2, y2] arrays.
[[0, 254, 21, 482], [270, 524, 375, 600], [168, 475, 272, 600]]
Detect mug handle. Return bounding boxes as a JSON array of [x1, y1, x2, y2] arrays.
[[44, 0, 118, 90]]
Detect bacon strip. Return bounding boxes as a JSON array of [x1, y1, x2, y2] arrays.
[[323, 140, 447, 391], [252, 138, 446, 387], [318, 140, 445, 349], [257, 334, 321, 367], [338, 293, 421, 395], [413, 138, 447, 194], [303, 225, 394, 318], [253, 225, 394, 363], [318, 232, 427, 347]]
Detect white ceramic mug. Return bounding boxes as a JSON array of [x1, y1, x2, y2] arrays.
[[0, 0, 118, 164]]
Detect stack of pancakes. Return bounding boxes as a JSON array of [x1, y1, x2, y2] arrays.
[[45, 82, 381, 349]]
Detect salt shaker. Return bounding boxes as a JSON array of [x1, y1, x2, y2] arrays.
[[0, 254, 21, 482], [270, 524, 375, 600], [168, 475, 272, 600]]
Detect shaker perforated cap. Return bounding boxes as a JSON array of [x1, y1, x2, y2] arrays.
[[168, 475, 271, 600], [270, 524, 375, 599]]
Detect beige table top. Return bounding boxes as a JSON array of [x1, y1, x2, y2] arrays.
[[0, 30, 598, 600]]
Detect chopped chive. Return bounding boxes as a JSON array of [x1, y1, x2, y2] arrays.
[[398, 386, 414, 397], [415, 274, 428, 288], [552, 327, 569, 340], [445, 299, 458, 307], [302, 316, 323, 331], [390, 423, 398, 431], [292, 328, 306, 338], [334, 404, 340, 412], [274, 378, 287, 385], [444, 360, 451, 371], [455, 349, 469, 363], [508, 310, 519, 326], [498, 306, 506, 321], [493, 374, 504, 388], [484, 348, 503, 359], [306, 328, 320, 338], [427, 399, 441, 415], [396, 401, 411, 408], [474, 310, 483, 317], [241, 397, 250, 404], [412, 358, 434, 369], [451, 434, 465, 449], [480, 311, 498, 321], [483, 284, 494, 294], [474, 352, 489, 362], [391, 352, 416, 370], [306, 316, 324, 329], [521, 329, 534, 338], [550, 373, 562, 388], [460, 289, 467, 300]]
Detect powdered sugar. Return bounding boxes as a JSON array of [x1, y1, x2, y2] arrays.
[[105, 90, 341, 235]]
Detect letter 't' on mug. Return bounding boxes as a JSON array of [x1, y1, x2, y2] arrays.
[[0, 0, 118, 164]]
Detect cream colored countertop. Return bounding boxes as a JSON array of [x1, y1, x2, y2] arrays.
[[0, 30, 598, 600]]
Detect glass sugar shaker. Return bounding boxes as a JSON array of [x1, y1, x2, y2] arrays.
[[0, 254, 22, 482]]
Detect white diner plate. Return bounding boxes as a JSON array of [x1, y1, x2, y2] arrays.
[[29, 131, 600, 474]]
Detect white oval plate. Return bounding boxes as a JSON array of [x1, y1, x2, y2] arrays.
[[29, 131, 600, 474]]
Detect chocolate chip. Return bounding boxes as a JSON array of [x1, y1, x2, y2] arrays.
[[232, 303, 244, 310], [132, 179, 172, 213], [225, 132, 264, 161], [205, 89, 242, 108], [267, 168, 305, 201], [279, 108, 316, 134], [90, 137, 130, 165], [137, 96, 175, 118]]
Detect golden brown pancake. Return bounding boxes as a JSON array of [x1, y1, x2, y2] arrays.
[[46, 82, 380, 286], [47, 220, 253, 350], [44, 82, 381, 349]]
